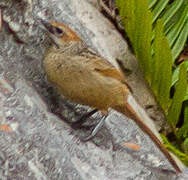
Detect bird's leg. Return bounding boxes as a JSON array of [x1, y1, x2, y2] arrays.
[[72, 109, 107, 141], [71, 108, 98, 129], [82, 115, 107, 141]]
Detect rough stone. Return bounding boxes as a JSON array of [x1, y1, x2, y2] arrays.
[[0, 0, 187, 179]]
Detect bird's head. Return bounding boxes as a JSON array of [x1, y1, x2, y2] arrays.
[[40, 19, 81, 47]]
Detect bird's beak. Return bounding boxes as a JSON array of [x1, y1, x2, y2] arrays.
[[39, 18, 60, 48], [39, 19, 54, 34]]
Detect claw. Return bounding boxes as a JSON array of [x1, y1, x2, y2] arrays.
[[71, 109, 98, 129]]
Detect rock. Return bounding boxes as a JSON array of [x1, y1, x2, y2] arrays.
[[0, 0, 187, 179]]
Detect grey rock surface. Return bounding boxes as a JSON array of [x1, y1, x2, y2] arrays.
[[0, 0, 187, 179]]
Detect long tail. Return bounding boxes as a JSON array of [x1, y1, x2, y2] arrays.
[[114, 93, 183, 174]]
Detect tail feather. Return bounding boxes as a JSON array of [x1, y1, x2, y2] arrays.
[[114, 94, 183, 174]]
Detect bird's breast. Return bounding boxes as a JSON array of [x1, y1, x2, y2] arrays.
[[43, 49, 127, 110]]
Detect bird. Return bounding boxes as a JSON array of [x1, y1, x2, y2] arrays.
[[40, 19, 182, 174]]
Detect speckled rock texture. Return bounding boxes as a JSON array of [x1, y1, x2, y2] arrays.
[[0, 0, 187, 179]]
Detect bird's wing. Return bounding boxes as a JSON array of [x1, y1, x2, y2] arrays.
[[94, 65, 125, 82], [80, 52, 125, 82], [78, 49, 133, 92], [92, 56, 131, 84]]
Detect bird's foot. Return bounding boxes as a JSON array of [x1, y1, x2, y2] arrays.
[[71, 109, 98, 129], [81, 115, 106, 141], [71, 109, 106, 141]]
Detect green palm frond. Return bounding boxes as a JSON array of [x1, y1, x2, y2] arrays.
[[116, 0, 188, 161]]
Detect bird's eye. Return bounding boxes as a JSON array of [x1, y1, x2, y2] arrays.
[[55, 27, 64, 35]]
